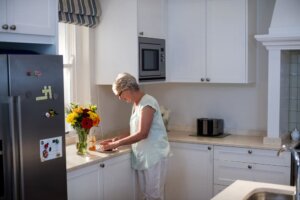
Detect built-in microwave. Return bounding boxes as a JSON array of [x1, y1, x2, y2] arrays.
[[138, 37, 166, 81]]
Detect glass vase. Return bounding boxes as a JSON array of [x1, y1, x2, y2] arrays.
[[76, 128, 89, 155]]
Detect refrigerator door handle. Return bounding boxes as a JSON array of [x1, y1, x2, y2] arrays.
[[8, 97, 19, 200], [15, 96, 24, 200], [8, 96, 24, 200]]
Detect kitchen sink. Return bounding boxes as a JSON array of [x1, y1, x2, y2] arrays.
[[246, 191, 295, 200]]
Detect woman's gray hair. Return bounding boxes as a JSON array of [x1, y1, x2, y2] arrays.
[[112, 73, 140, 95]]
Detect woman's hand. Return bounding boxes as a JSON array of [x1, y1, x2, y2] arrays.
[[99, 140, 119, 151], [99, 137, 118, 145]]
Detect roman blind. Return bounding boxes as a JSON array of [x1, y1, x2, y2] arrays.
[[58, 0, 101, 28]]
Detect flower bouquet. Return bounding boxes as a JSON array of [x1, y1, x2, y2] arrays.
[[66, 103, 100, 155]]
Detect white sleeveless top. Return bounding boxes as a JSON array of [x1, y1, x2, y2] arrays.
[[130, 94, 170, 170]]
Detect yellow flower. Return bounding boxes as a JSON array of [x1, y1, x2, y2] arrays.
[[66, 112, 79, 125], [88, 111, 100, 126], [88, 111, 97, 120], [74, 107, 83, 114]]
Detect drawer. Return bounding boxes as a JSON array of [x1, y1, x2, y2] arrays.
[[213, 184, 228, 196], [214, 145, 291, 166], [214, 160, 291, 186], [214, 160, 253, 185]]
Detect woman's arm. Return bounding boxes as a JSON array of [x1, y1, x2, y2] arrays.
[[99, 131, 129, 145], [100, 106, 155, 150]]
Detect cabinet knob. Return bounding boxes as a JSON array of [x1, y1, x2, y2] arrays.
[[206, 78, 210, 82], [248, 165, 252, 169], [10, 25, 16, 31], [207, 146, 212, 150], [248, 150, 252, 154], [139, 32, 144, 36], [100, 163, 105, 168], [2, 24, 8, 30], [201, 78, 205, 82]]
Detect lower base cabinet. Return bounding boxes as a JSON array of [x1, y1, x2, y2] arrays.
[[67, 153, 135, 200], [213, 146, 291, 195], [165, 142, 214, 200]]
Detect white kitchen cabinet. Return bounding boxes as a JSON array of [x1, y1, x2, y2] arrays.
[[206, 0, 256, 83], [95, 0, 167, 85], [67, 153, 135, 200], [0, 0, 57, 44], [166, 0, 206, 82], [138, 0, 166, 39], [102, 153, 135, 200], [165, 142, 213, 200], [167, 0, 257, 83], [67, 163, 101, 200], [213, 146, 291, 195]]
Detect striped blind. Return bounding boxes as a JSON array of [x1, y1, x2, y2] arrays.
[[58, 0, 101, 28]]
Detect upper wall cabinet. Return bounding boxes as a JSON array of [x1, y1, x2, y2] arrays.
[[167, 0, 206, 82], [138, 0, 166, 39], [0, 0, 57, 45], [206, 0, 257, 83], [95, 0, 167, 85], [167, 0, 257, 83]]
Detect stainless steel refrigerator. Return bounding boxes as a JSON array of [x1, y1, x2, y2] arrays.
[[0, 54, 68, 200]]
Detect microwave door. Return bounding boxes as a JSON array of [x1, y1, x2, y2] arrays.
[[139, 44, 163, 77]]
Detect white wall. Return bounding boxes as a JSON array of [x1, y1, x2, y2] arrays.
[[94, 0, 275, 137]]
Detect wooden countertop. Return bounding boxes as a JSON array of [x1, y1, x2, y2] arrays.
[[211, 180, 295, 200]]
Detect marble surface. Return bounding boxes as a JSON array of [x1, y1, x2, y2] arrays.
[[66, 131, 296, 172], [211, 180, 295, 200], [66, 144, 131, 172], [167, 131, 294, 150]]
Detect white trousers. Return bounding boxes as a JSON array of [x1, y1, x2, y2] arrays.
[[136, 158, 168, 200]]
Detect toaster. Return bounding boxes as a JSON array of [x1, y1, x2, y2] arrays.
[[197, 118, 224, 136]]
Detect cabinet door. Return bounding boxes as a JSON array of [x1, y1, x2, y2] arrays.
[[138, 0, 166, 39], [67, 164, 101, 200], [206, 0, 246, 83], [5, 0, 56, 36], [103, 154, 135, 200], [165, 142, 213, 200], [95, 0, 138, 85], [0, 0, 7, 32], [167, 0, 206, 82]]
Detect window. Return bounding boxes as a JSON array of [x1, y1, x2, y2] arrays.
[[58, 23, 76, 132], [58, 23, 93, 133]]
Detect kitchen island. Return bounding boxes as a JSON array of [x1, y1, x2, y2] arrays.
[[211, 180, 295, 200]]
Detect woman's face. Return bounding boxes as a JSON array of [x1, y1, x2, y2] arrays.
[[118, 89, 133, 103]]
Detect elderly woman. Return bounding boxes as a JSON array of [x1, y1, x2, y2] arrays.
[[100, 72, 170, 200]]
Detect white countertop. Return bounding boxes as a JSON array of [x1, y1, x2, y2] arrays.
[[167, 131, 293, 150], [66, 144, 131, 172], [66, 131, 295, 172], [211, 180, 295, 200]]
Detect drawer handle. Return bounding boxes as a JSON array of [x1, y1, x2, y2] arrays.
[[10, 25, 16, 31], [207, 146, 212, 150], [100, 163, 105, 168], [248, 165, 252, 169], [2, 24, 9, 30], [248, 150, 252, 154]]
